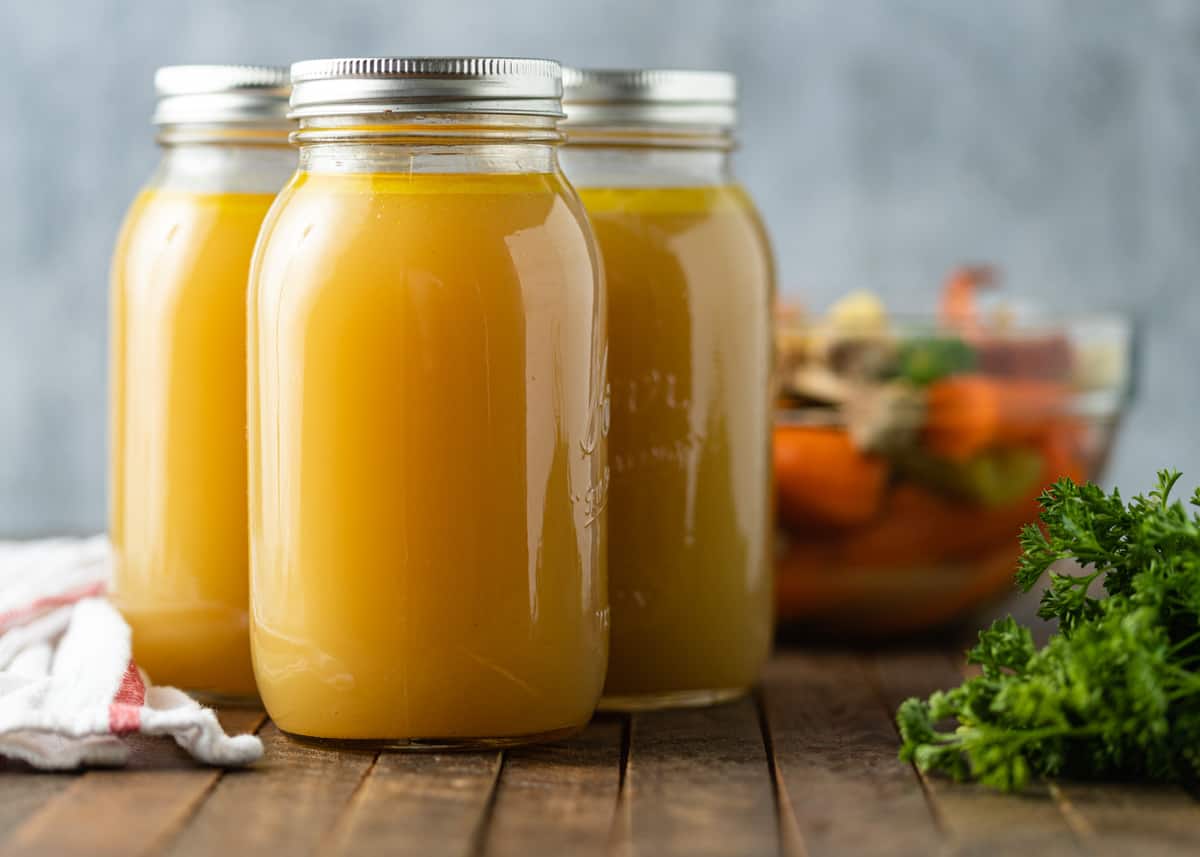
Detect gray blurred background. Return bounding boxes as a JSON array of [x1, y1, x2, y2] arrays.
[[1, 0, 1197, 535]]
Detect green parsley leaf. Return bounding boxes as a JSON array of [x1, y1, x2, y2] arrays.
[[897, 469, 1200, 790]]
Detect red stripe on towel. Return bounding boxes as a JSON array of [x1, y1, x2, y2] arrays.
[[0, 580, 106, 633], [108, 660, 146, 734]]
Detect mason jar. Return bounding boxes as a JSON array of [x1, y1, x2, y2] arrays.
[[560, 69, 775, 710], [109, 65, 294, 702], [248, 57, 609, 747]]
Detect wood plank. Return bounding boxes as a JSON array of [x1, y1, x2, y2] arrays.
[[2, 768, 215, 857], [624, 696, 778, 857], [949, 646, 1200, 855], [325, 749, 500, 857], [869, 650, 1085, 855], [1051, 782, 1200, 857], [164, 722, 374, 857], [609, 716, 634, 857], [481, 717, 623, 857], [0, 765, 77, 842], [1, 708, 266, 857], [215, 708, 268, 739], [762, 652, 941, 857]]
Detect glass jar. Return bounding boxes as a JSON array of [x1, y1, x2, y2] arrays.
[[560, 69, 774, 710], [249, 57, 609, 747], [109, 66, 294, 702]]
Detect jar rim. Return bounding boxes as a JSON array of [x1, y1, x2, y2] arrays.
[[288, 56, 565, 120], [152, 65, 291, 127], [562, 68, 737, 131]]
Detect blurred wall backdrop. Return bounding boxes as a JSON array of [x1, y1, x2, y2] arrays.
[[1, 0, 1198, 535]]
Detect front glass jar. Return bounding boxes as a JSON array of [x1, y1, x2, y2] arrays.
[[560, 69, 775, 710], [109, 66, 294, 702], [248, 58, 609, 747]]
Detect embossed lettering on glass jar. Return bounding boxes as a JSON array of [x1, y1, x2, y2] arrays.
[[561, 68, 775, 710], [109, 65, 294, 702], [249, 58, 609, 747]]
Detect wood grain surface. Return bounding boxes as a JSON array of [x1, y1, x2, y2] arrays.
[[2, 651, 1198, 857]]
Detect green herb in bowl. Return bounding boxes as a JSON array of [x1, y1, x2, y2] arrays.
[[895, 336, 976, 386], [897, 470, 1200, 791]]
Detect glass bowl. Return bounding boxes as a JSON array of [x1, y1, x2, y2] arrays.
[[773, 298, 1135, 638]]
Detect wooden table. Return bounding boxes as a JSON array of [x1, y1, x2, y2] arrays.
[[3, 648, 1199, 857]]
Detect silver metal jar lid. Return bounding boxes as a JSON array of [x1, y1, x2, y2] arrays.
[[152, 65, 291, 126], [288, 57, 564, 119], [561, 68, 737, 130]]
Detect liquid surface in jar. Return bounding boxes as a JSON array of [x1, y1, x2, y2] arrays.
[[576, 184, 774, 700], [249, 170, 608, 741], [110, 189, 273, 697]]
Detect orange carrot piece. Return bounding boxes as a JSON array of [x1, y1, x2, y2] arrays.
[[773, 426, 888, 528], [922, 375, 1069, 461], [939, 265, 996, 334]]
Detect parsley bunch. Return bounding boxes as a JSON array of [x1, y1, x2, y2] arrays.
[[897, 470, 1200, 791]]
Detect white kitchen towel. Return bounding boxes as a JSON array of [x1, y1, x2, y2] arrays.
[[0, 536, 262, 770]]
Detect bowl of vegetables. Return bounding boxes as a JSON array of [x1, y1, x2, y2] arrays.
[[774, 267, 1135, 637]]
